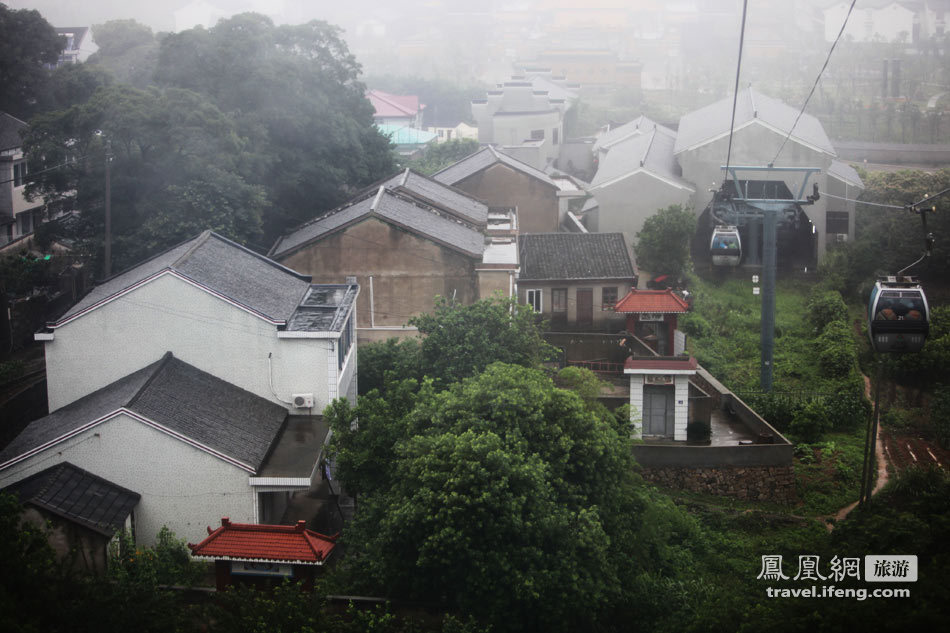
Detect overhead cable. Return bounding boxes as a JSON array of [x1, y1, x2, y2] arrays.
[[771, 0, 857, 165]]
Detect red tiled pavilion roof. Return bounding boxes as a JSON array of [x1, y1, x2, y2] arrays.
[[613, 289, 689, 313], [189, 518, 337, 565]]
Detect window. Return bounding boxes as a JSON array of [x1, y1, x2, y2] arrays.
[[826, 211, 849, 234], [526, 289, 542, 312], [530, 129, 545, 140], [602, 287, 618, 310], [552, 288, 567, 312], [552, 128, 559, 145], [337, 315, 353, 370], [13, 161, 27, 187]]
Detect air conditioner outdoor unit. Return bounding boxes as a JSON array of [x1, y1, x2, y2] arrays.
[[292, 393, 314, 409], [836, 233, 848, 243]]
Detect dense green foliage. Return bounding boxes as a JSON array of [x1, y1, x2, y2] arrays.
[[0, 4, 63, 118], [22, 14, 396, 274], [404, 138, 479, 175], [408, 295, 558, 387], [328, 364, 700, 632], [635, 204, 696, 278]]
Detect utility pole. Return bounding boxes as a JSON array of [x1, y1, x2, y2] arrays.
[[760, 208, 777, 392], [104, 149, 112, 278]]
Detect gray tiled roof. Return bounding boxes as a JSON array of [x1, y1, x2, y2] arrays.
[[592, 115, 675, 153], [827, 159, 865, 188], [3, 462, 139, 536], [519, 233, 637, 280], [432, 145, 557, 188], [0, 112, 27, 151], [0, 353, 288, 472], [270, 187, 485, 259], [57, 231, 312, 324], [590, 126, 693, 190], [674, 87, 835, 156], [382, 169, 488, 225]]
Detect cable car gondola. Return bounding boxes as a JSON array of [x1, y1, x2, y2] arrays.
[[867, 276, 929, 353], [710, 226, 742, 266]]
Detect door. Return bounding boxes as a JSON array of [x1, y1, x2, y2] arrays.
[[643, 385, 674, 437], [576, 288, 593, 327]]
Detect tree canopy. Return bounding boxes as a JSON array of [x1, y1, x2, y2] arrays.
[[328, 363, 699, 633], [408, 295, 558, 386], [22, 13, 397, 275], [635, 204, 696, 278], [0, 4, 63, 118]]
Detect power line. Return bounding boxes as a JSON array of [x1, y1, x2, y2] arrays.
[[0, 153, 92, 186], [723, 0, 750, 181], [772, 0, 857, 165], [818, 191, 905, 209]]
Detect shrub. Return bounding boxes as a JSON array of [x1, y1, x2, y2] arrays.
[[817, 320, 857, 378], [678, 312, 712, 339], [825, 389, 871, 431], [806, 290, 849, 333], [790, 400, 832, 442]]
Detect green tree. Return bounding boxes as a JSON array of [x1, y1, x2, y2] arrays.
[[409, 295, 558, 386], [635, 204, 696, 278], [405, 138, 479, 175], [329, 364, 697, 633], [24, 84, 266, 272], [0, 4, 63, 118], [154, 13, 396, 241], [86, 19, 160, 88]]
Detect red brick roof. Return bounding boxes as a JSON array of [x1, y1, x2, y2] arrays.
[[189, 518, 337, 565], [368, 90, 424, 118], [613, 289, 689, 313], [624, 356, 698, 372]]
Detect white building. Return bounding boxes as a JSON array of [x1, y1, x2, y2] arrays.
[[0, 230, 358, 545], [824, 1, 916, 43], [0, 112, 44, 245], [37, 230, 357, 413]]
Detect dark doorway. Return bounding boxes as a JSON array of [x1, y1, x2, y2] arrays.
[[577, 288, 593, 327], [643, 385, 674, 437]]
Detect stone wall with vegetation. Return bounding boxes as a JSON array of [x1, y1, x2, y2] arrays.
[[640, 464, 796, 504]]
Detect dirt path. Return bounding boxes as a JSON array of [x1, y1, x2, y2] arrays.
[[822, 374, 890, 529]]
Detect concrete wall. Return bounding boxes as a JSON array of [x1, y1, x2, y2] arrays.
[[0, 412, 256, 546], [673, 375, 689, 441], [591, 172, 694, 248], [453, 163, 560, 234], [277, 217, 479, 330], [477, 269, 514, 300], [676, 122, 834, 259], [45, 274, 332, 413], [492, 111, 562, 169], [516, 280, 633, 330], [630, 378, 643, 439]]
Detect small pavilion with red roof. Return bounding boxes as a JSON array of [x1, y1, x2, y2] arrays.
[[189, 517, 338, 591], [613, 289, 690, 356], [613, 289, 700, 441]]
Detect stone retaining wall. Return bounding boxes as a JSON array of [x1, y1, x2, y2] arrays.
[[640, 464, 796, 505]]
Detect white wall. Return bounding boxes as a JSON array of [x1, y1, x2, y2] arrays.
[[591, 172, 694, 244], [45, 274, 331, 413], [0, 413, 255, 546], [674, 375, 689, 441], [629, 376, 643, 439]]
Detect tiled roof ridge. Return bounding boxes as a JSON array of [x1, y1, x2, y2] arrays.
[[382, 186, 483, 230], [402, 169, 489, 207], [125, 351, 175, 409], [190, 518, 339, 561]]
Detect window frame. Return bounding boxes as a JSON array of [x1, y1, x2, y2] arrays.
[[601, 287, 618, 311], [525, 288, 543, 312], [552, 288, 567, 313]]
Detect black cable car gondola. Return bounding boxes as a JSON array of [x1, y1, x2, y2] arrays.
[[710, 225, 742, 266], [867, 276, 929, 353]]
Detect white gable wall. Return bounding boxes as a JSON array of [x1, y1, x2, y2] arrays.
[[0, 412, 254, 546], [590, 171, 694, 243], [45, 274, 331, 413], [675, 122, 835, 259]]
